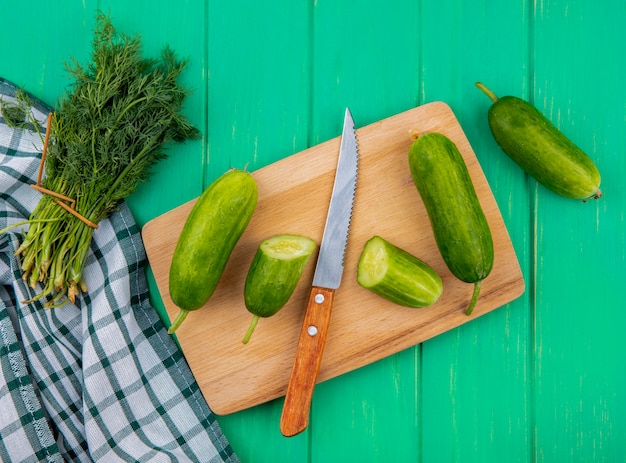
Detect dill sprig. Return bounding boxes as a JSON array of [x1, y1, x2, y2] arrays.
[[13, 12, 200, 306], [0, 88, 36, 130]]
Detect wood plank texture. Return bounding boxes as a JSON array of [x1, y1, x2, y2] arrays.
[[2, 0, 625, 462], [532, 1, 626, 461]]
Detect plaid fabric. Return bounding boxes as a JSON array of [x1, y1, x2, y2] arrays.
[[0, 78, 239, 462]]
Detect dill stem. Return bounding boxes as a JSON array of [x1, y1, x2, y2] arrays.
[[53, 234, 74, 290], [92, 127, 98, 175], [69, 222, 93, 282]]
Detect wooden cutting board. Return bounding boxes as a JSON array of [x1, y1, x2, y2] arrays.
[[142, 102, 525, 415]]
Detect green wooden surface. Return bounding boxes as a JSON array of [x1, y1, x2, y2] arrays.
[[3, 0, 625, 461]]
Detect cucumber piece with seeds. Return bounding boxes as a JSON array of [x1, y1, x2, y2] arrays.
[[242, 234, 316, 344], [357, 236, 442, 308], [476, 81, 602, 201]]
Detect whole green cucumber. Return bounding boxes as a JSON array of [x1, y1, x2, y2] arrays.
[[357, 235, 442, 308], [242, 234, 316, 344], [409, 132, 494, 315], [476, 82, 602, 200], [168, 169, 258, 334]]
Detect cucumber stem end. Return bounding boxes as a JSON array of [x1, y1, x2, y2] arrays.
[[242, 315, 260, 344], [465, 281, 482, 316], [582, 188, 602, 202], [475, 82, 499, 103], [167, 309, 190, 334]]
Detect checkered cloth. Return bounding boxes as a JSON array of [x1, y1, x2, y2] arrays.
[[0, 78, 239, 462]]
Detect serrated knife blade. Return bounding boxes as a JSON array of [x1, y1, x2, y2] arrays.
[[312, 109, 359, 289], [280, 108, 359, 437]]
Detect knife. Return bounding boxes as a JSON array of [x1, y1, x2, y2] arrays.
[[280, 108, 359, 437]]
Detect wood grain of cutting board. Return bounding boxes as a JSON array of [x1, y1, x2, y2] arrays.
[[142, 102, 525, 415]]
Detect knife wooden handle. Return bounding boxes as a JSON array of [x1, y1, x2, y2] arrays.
[[280, 286, 335, 437]]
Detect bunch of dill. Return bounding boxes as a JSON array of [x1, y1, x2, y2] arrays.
[[13, 12, 200, 306]]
